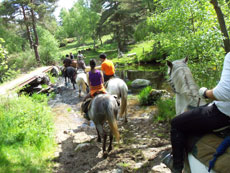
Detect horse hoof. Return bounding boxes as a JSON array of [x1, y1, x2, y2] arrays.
[[103, 152, 108, 159], [97, 138, 101, 143], [108, 146, 112, 153]]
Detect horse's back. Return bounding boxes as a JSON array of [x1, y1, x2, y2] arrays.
[[89, 94, 118, 122], [76, 72, 87, 84], [107, 78, 128, 95]]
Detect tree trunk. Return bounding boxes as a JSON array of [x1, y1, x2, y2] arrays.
[[30, 9, 39, 46], [30, 7, 40, 64], [210, 0, 230, 53], [21, 5, 33, 49]]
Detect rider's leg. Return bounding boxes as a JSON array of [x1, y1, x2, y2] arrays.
[[170, 103, 230, 171]]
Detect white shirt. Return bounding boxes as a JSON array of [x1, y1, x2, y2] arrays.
[[213, 52, 230, 116]]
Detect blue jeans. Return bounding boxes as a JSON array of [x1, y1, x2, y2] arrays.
[[170, 103, 230, 169]]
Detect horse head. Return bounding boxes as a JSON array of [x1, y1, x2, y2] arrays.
[[167, 57, 206, 115]]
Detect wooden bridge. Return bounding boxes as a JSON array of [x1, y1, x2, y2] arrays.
[[0, 66, 54, 96]]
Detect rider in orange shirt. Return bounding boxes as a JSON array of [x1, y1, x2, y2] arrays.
[[99, 53, 115, 82]]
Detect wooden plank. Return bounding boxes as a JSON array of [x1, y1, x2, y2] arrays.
[[0, 66, 53, 96]]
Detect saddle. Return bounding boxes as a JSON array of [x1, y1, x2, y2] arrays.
[[81, 93, 120, 116], [187, 126, 230, 173], [81, 98, 92, 114], [81, 92, 105, 116]]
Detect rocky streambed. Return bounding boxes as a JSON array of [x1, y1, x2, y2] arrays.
[[49, 76, 172, 173]]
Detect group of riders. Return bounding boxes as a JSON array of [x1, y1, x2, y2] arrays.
[[62, 51, 116, 117], [63, 49, 230, 173]]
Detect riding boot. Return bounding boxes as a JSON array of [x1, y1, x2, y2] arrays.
[[170, 128, 185, 171]]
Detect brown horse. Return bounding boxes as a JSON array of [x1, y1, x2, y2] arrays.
[[71, 59, 78, 68]]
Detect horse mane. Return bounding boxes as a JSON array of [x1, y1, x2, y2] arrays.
[[169, 63, 206, 107]]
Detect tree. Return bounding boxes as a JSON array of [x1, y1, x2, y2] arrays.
[[59, 0, 100, 45], [210, 0, 230, 53], [95, 0, 144, 51], [0, 0, 58, 65]]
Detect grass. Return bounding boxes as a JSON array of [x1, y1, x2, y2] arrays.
[[155, 97, 176, 122], [0, 93, 56, 172], [58, 36, 156, 66]]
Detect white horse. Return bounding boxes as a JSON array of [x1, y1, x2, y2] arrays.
[[106, 77, 128, 122], [85, 94, 120, 158], [76, 69, 89, 97], [167, 57, 217, 173], [167, 57, 206, 115]]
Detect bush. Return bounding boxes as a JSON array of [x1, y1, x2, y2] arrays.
[[155, 97, 176, 122], [0, 94, 55, 172], [0, 38, 18, 83], [37, 26, 60, 65], [138, 86, 153, 105], [8, 49, 36, 72]]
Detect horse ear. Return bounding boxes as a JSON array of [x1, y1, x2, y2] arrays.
[[167, 60, 173, 68], [184, 57, 188, 64]]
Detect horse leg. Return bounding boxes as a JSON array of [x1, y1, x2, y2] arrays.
[[97, 124, 108, 158], [102, 131, 108, 158], [108, 132, 113, 153], [79, 89, 81, 97], [96, 127, 101, 142], [73, 82, 75, 89], [124, 108, 128, 123], [95, 124, 108, 158], [65, 76, 67, 86]]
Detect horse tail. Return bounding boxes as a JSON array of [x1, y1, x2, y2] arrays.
[[80, 77, 87, 93], [82, 80, 87, 93], [119, 85, 128, 118], [107, 105, 120, 142]]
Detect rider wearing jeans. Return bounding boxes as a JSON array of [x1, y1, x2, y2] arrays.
[[169, 52, 230, 173]]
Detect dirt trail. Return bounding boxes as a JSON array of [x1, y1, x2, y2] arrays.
[[50, 77, 171, 173]]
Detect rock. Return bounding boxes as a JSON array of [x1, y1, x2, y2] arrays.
[[152, 163, 171, 173], [141, 148, 158, 160], [131, 79, 151, 88], [74, 143, 91, 152], [50, 66, 60, 77]]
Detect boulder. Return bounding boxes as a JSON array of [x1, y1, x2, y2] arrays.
[[131, 79, 151, 88], [50, 66, 60, 77]]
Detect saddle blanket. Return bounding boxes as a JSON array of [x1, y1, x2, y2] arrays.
[[189, 133, 230, 173]]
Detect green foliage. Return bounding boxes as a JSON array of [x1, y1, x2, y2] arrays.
[[0, 38, 18, 83], [0, 94, 55, 172], [8, 49, 36, 72], [0, 22, 27, 53], [146, 0, 227, 87], [134, 20, 157, 42], [138, 86, 153, 105], [155, 98, 176, 122], [37, 26, 60, 65], [59, 0, 100, 44]]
